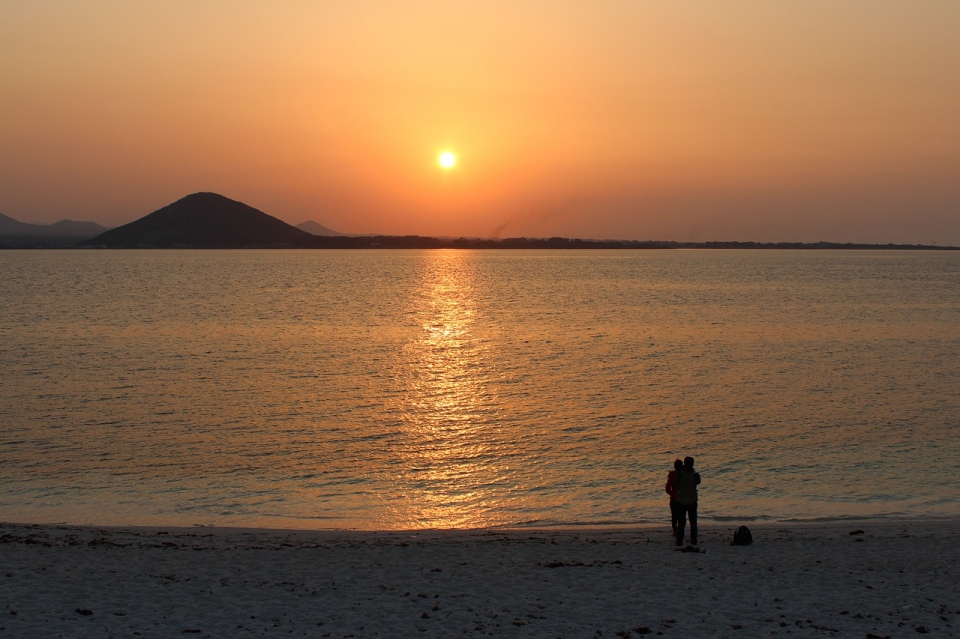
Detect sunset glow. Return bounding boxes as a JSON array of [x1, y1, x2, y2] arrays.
[[1, 2, 958, 243]]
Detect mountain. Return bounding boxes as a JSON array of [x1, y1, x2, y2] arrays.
[[0, 212, 108, 237], [0, 212, 36, 235], [82, 192, 315, 248], [0, 212, 109, 246], [296, 220, 343, 236], [45, 219, 109, 236]]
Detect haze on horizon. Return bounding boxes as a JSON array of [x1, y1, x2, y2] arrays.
[[1, 1, 958, 244]]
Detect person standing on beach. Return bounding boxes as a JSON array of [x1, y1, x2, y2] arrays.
[[665, 459, 683, 535], [675, 456, 701, 546]]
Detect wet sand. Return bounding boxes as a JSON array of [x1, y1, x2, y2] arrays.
[[1, 519, 958, 638]]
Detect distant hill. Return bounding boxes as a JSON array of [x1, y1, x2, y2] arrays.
[[82, 192, 315, 248], [10, 197, 958, 250], [296, 220, 343, 236], [1, 212, 43, 236], [0, 212, 109, 247]]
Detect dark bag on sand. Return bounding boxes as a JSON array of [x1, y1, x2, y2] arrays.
[[731, 525, 753, 546]]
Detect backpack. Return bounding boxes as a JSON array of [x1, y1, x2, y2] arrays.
[[731, 525, 753, 546], [676, 470, 698, 505]]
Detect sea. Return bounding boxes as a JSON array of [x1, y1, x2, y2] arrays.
[[2, 249, 959, 530]]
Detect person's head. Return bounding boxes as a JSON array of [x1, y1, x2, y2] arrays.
[[674, 459, 683, 471], [683, 456, 694, 470]]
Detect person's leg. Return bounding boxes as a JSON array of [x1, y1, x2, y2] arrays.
[[689, 503, 698, 545], [670, 500, 680, 534], [675, 504, 686, 545]]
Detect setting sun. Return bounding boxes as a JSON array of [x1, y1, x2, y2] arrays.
[[439, 152, 456, 169]]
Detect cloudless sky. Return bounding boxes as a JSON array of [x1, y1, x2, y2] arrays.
[[1, 1, 958, 242]]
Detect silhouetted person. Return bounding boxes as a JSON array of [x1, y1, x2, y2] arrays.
[[665, 459, 683, 534], [675, 456, 701, 546]]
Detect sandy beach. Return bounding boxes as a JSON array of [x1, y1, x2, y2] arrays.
[[1, 520, 957, 638]]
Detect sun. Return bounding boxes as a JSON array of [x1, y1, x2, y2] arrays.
[[439, 152, 456, 169]]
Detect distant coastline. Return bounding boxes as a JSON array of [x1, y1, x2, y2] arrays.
[[3, 193, 956, 250], [6, 234, 958, 251], [92, 238, 960, 250]]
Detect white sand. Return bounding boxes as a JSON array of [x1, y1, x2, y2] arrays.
[[1, 520, 958, 638]]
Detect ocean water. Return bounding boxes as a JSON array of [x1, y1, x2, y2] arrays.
[[1, 249, 959, 530]]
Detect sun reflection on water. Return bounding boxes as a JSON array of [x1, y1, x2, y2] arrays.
[[383, 250, 508, 529]]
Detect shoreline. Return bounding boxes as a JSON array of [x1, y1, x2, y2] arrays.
[[3, 519, 958, 637], [3, 513, 955, 536]]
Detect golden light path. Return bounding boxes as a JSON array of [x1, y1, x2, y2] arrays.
[[383, 250, 508, 529]]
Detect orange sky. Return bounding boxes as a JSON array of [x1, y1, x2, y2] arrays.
[[1, 1, 958, 243]]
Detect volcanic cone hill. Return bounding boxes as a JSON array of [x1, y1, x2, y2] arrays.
[[82, 192, 314, 248]]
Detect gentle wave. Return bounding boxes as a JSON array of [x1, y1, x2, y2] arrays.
[[2, 249, 959, 529]]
